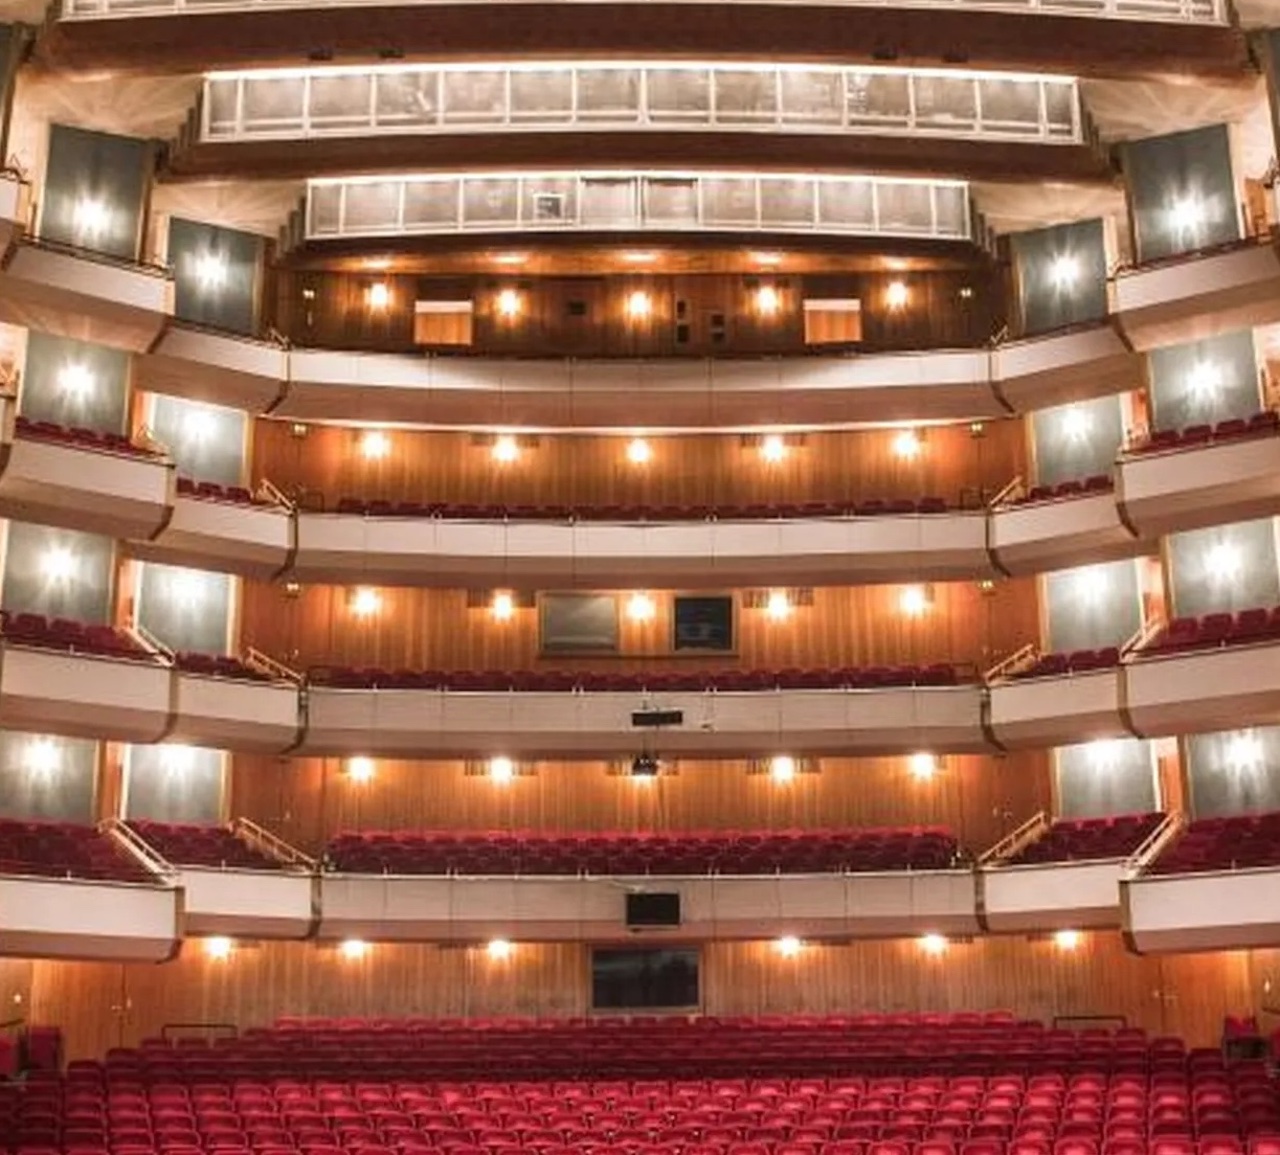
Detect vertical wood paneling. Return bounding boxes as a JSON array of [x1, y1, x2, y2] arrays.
[[229, 751, 1052, 859], [26, 934, 1272, 1064], [239, 579, 1038, 676], [254, 421, 1026, 512]]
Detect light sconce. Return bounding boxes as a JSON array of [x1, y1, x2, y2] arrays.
[[918, 933, 948, 956], [755, 285, 782, 316], [488, 756, 516, 784], [770, 755, 797, 784], [350, 586, 382, 617], [626, 437, 652, 466], [491, 435, 520, 464], [1186, 360, 1222, 401], [346, 756, 375, 784], [204, 937, 234, 961], [626, 592, 656, 623], [340, 939, 369, 961], [892, 429, 922, 460], [495, 288, 522, 320], [367, 282, 391, 311], [360, 430, 391, 460], [1053, 929, 1081, 951], [486, 938, 514, 961], [491, 591, 516, 621], [885, 281, 909, 310], [908, 752, 938, 781], [898, 585, 931, 617], [760, 434, 787, 464], [774, 935, 802, 958], [625, 290, 653, 320], [765, 590, 792, 621]]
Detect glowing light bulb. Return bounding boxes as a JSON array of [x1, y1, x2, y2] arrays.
[[1054, 929, 1081, 951], [491, 591, 515, 621], [899, 585, 930, 617], [340, 939, 369, 961], [346, 756, 375, 783], [760, 434, 787, 464], [770, 755, 796, 783], [360, 430, 391, 460], [765, 590, 791, 621], [486, 938, 513, 961], [489, 756, 515, 784], [625, 290, 652, 320], [492, 435, 519, 464], [775, 935, 802, 958], [886, 281, 909, 310], [626, 438, 652, 465], [909, 752, 938, 781], [627, 592, 656, 623], [367, 282, 390, 310], [204, 936, 233, 960], [496, 288, 522, 319], [755, 285, 781, 316], [919, 933, 948, 956], [350, 587, 381, 617], [893, 429, 922, 459]]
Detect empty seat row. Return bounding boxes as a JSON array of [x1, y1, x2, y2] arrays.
[[14, 416, 157, 459], [328, 499, 952, 522], [1148, 812, 1280, 876], [0, 612, 153, 661], [1127, 411, 1279, 455], [322, 828, 963, 876], [0, 820, 155, 883], [1006, 477, 1113, 507], [173, 652, 279, 682], [176, 477, 268, 507], [1005, 815, 1166, 867], [1010, 649, 1121, 680], [125, 821, 282, 872], [307, 666, 963, 693], [1140, 607, 1280, 656]]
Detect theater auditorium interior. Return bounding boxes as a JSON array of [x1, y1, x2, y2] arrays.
[[4, 0, 1280, 1149]]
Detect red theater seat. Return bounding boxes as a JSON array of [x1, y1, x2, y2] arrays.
[[125, 821, 282, 871], [1148, 810, 1280, 875], [13, 416, 158, 459], [1006, 813, 1165, 865], [0, 612, 154, 661], [0, 819, 156, 883]]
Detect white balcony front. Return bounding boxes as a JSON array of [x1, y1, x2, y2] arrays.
[[315, 869, 978, 942], [1122, 866, 1280, 952], [0, 874, 181, 962], [0, 243, 172, 352], [173, 867, 314, 938], [135, 496, 292, 580], [296, 685, 991, 758], [0, 646, 171, 744], [979, 859, 1126, 932], [1124, 642, 1280, 738], [137, 325, 288, 412], [991, 325, 1140, 413], [1112, 241, 1280, 352], [1118, 434, 1280, 536], [292, 511, 993, 588], [166, 670, 301, 752], [0, 436, 172, 540], [987, 667, 1128, 749], [989, 493, 1139, 576]]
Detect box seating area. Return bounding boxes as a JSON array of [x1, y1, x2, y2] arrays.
[[322, 828, 963, 876], [329, 498, 952, 521], [3, 1016, 1280, 1155], [175, 478, 266, 506], [1007, 649, 1121, 680], [1126, 411, 1279, 455], [13, 416, 156, 458], [1147, 812, 1280, 875], [172, 651, 278, 682], [1138, 607, 1280, 656], [1006, 476, 1114, 506], [0, 611, 154, 661], [1005, 814, 1165, 866], [0, 818, 154, 882], [125, 821, 282, 871], [307, 665, 964, 692]]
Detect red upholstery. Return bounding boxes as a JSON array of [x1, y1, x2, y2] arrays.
[[330, 498, 953, 521], [2, 1017, 1278, 1155], [176, 477, 268, 506], [126, 821, 282, 871], [0, 820, 154, 883], [1126, 410, 1279, 455], [1006, 814, 1165, 866], [307, 665, 965, 692], [1149, 811, 1280, 875], [174, 651, 277, 682], [324, 828, 963, 875], [1008, 476, 1114, 506], [1010, 648, 1121, 679], [14, 416, 156, 458], [1139, 607, 1280, 656], [0, 612, 154, 661]]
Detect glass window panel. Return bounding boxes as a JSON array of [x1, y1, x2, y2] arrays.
[[374, 72, 439, 126], [341, 181, 402, 233], [1044, 84, 1077, 136], [510, 69, 573, 122], [701, 178, 758, 226], [402, 180, 461, 228], [309, 73, 373, 129], [580, 179, 638, 226], [977, 78, 1041, 133], [817, 179, 875, 229], [759, 179, 815, 226], [520, 177, 578, 225], [241, 77, 305, 130], [912, 75, 978, 129], [576, 69, 640, 120], [442, 70, 506, 122], [643, 178, 699, 226], [204, 79, 240, 137], [645, 69, 711, 121], [462, 178, 519, 226], [934, 184, 970, 237], [875, 182, 934, 233], [714, 70, 777, 122], [846, 71, 910, 126], [307, 184, 344, 236], [779, 71, 842, 124]]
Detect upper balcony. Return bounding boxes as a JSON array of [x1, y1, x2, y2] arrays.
[[175, 64, 1097, 183]]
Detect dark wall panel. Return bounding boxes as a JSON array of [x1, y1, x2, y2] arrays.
[[1010, 217, 1108, 336], [1147, 329, 1260, 432], [21, 332, 129, 434], [168, 217, 263, 336], [1, 522, 115, 624], [40, 125, 149, 260], [1031, 395, 1125, 487]]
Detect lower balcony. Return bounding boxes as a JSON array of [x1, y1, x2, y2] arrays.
[[165, 657, 302, 752], [986, 651, 1129, 749], [137, 324, 288, 412], [316, 870, 979, 943], [1123, 866, 1280, 953], [134, 489, 292, 580], [989, 486, 1139, 576], [991, 324, 1139, 413]]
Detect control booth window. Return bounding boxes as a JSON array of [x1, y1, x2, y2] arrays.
[[591, 947, 701, 1011]]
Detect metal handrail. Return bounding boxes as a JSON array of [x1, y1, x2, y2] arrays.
[[246, 646, 303, 683], [255, 477, 293, 509], [102, 817, 180, 881], [977, 810, 1047, 866], [1120, 811, 1184, 876], [131, 620, 173, 661], [983, 642, 1036, 682], [1121, 617, 1163, 656], [233, 817, 317, 869], [988, 475, 1023, 508]]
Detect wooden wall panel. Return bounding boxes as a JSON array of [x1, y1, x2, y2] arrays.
[[254, 421, 1026, 512], [240, 579, 1038, 677], [272, 270, 1000, 357], [230, 751, 1052, 858], [25, 934, 1275, 1063]]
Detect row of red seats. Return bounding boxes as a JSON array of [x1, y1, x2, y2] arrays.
[[0, 820, 154, 883], [126, 822, 281, 872], [14, 416, 156, 459], [1011, 648, 1121, 679], [1007, 477, 1113, 507], [1141, 608, 1280, 656], [329, 499, 952, 522], [1149, 813, 1280, 875], [173, 652, 278, 683], [321, 828, 962, 876], [1127, 411, 1279, 455], [1008, 815, 1165, 866], [0, 612, 153, 661], [176, 478, 267, 507], [308, 665, 963, 693]]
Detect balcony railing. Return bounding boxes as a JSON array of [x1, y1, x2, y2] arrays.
[[202, 63, 1082, 145], [305, 171, 973, 242], [60, 0, 1225, 25]]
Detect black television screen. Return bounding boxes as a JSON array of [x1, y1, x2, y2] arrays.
[[591, 947, 700, 1010], [626, 891, 681, 927]]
